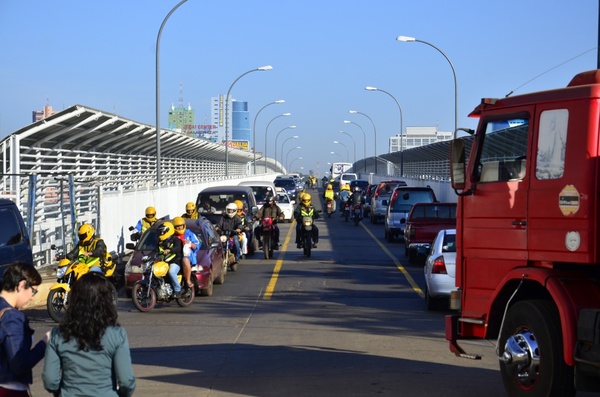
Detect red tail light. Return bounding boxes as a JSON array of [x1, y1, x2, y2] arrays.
[[431, 256, 447, 274]]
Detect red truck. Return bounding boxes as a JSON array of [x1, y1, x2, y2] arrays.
[[447, 69, 600, 396], [403, 202, 456, 263]]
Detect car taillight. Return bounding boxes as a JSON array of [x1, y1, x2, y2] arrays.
[[431, 256, 447, 274]]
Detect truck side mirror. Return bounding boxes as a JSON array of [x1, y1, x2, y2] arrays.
[[450, 139, 466, 191]]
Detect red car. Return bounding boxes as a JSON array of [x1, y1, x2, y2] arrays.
[[124, 217, 226, 297]]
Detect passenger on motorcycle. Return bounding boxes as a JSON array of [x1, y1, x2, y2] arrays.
[[323, 184, 336, 212], [66, 223, 110, 274], [214, 203, 243, 263], [234, 200, 252, 256], [294, 193, 320, 248], [158, 221, 184, 298], [338, 184, 351, 216], [172, 216, 199, 289], [181, 202, 199, 220], [135, 206, 158, 234], [255, 196, 284, 249]]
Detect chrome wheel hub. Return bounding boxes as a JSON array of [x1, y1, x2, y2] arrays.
[[500, 330, 540, 387]]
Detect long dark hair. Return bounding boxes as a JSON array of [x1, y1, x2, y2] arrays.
[[59, 272, 119, 351]]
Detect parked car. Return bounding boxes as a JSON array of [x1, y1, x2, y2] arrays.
[[424, 229, 457, 310], [370, 180, 407, 224], [275, 189, 295, 223], [404, 202, 457, 263], [238, 180, 277, 209], [0, 199, 34, 274], [273, 177, 298, 200], [124, 217, 226, 297], [384, 186, 437, 242]]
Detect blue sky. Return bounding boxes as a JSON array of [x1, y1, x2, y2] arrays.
[[0, 1, 597, 175]]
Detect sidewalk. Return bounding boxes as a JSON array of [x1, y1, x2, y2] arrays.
[[26, 264, 57, 309]]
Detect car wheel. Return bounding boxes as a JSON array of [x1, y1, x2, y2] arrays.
[[201, 275, 214, 296], [214, 266, 225, 285]]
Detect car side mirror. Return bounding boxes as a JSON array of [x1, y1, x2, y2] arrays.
[[125, 243, 135, 250]]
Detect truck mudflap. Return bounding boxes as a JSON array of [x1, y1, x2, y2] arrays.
[[445, 314, 482, 360], [574, 309, 600, 391]]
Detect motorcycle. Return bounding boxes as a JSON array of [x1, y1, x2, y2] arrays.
[[47, 247, 118, 323], [342, 201, 350, 222], [352, 204, 362, 226], [325, 198, 334, 218], [131, 251, 195, 312], [220, 231, 238, 272], [260, 217, 277, 259], [298, 216, 317, 257]]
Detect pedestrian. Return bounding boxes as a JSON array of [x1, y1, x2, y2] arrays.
[[0, 261, 49, 397], [42, 272, 136, 397]]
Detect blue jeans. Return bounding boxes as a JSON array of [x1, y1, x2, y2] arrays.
[[168, 262, 181, 293], [232, 236, 241, 261]]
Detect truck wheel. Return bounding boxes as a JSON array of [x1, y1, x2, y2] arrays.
[[498, 300, 574, 397]]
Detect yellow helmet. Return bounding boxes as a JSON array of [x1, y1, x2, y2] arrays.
[[145, 206, 157, 220], [326, 184, 333, 190], [341, 184, 350, 191], [301, 193, 312, 206], [298, 192, 307, 201], [78, 223, 95, 243], [172, 216, 186, 235], [185, 202, 196, 212], [234, 200, 244, 210], [158, 221, 175, 241]]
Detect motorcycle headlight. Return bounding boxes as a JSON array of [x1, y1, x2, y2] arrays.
[[56, 265, 68, 279]]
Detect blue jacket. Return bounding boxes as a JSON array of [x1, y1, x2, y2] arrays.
[[0, 297, 46, 385]]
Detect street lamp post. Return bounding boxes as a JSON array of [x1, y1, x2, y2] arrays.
[[274, 125, 296, 168], [225, 65, 273, 177], [330, 151, 342, 160], [333, 140, 349, 162], [339, 131, 356, 164], [343, 120, 367, 172], [365, 86, 404, 176], [289, 157, 303, 172], [348, 110, 377, 174], [280, 135, 299, 165], [264, 113, 291, 173], [156, 0, 189, 186], [397, 35, 458, 133], [252, 99, 284, 174], [285, 147, 301, 170]]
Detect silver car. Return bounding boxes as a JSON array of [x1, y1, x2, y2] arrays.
[[423, 229, 457, 311]]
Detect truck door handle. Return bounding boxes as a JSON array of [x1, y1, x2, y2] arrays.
[[511, 220, 527, 227]]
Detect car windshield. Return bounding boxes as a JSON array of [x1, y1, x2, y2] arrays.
[[274, 179, 295, 187], [138, 229, 160, 251], [277, 193, 290, 204], [198, 193, 248, 213], [251, 187, 274, 205], [391, 191, 434, 212]]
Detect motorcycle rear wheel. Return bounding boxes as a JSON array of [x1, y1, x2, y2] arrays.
[[263, 235, 271, 259], [47, 288, 67, 323], [303, 234, 312, 257], [176, 286, 195, 307], [132, 283, 156, 312]]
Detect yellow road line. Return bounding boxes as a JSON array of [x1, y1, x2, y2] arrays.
[[263, 221, 295, 300], [359, 221, 424, 298]]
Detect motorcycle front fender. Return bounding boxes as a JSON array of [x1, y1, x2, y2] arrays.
[[50, 283, 70, 292]]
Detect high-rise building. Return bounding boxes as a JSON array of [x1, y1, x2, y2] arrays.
[[211, 95, 250, 150], [32, 105, 58, 123], [389, 126, 452, 153], [168, 82, 195, 135]]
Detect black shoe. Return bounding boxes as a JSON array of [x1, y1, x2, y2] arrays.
[[296, 243, 302, 249], [273, 243, 280, 250], [174, 290, 183, 298], [312, 243, 318, 248]]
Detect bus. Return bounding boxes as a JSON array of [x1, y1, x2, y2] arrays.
[[330, 162, 353, 181]]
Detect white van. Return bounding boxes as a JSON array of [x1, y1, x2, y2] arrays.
[[238, 180, 277, 209], [339, 173, 357, 190]]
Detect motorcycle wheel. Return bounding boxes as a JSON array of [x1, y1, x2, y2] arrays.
[[344, 212, 349, 222], [229, 252, 238, 272], [109, 282, 118, 307], [303, 235, 312, 257], [132, 283, 156, 312], [263, 235, 271, 259], [47, 288, 67, 323], [354, 216, 360, 226], [176, 286, 195, 307]]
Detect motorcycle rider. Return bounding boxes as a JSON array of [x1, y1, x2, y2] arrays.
[[255, 195, 284, 249], [349, 186, 364, 207], [172, 216, 199, 290], [181, 202, 199, 220], [234, 200, 252, 257], [323, 183, 336, 212], [66, 223, 110, 274], [338, 184, 351, 217], [294, 193, 319, 248], [132, 206, 158, 240], [157, 221, 184, 298], [214, 202, 243, 263]]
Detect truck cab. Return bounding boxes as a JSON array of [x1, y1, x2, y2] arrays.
[[448, 70, 600, 396]]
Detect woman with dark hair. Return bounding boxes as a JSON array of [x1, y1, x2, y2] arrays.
[[0, 261, 49, 397], [42, 272, 136, 397]]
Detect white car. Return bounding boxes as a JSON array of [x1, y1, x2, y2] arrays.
[[423, 229, 457, 311], [275, 189, 295, 223]]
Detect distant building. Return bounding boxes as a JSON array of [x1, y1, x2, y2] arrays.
[[210, 95, 250, 150], [168, 82, 195, 135], [32, 105, 58, 123], [389, 126, 452, 152]]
